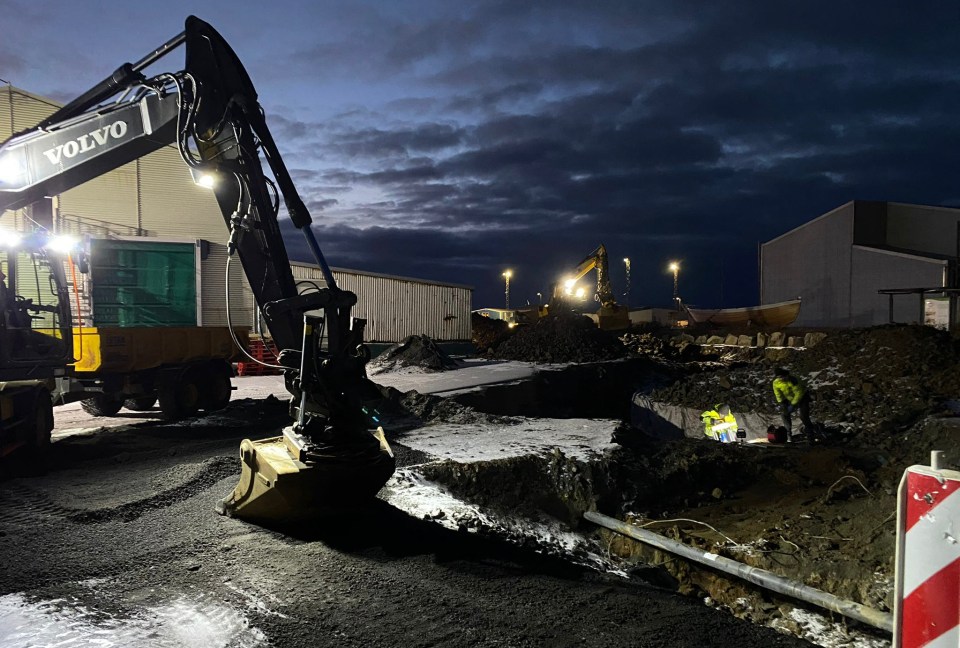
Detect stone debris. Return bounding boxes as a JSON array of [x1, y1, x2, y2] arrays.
[[492, 312, 628, 363], [367, 334, 460, 375]]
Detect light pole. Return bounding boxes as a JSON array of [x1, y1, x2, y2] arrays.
[[623, 257, 631, 305], [668, 261, 680, 309], [536, 292, 542, 305], [502, 269, 512, 309]]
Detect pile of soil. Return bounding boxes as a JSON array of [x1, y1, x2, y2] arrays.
[[367, 335, 460, 375], [650, 324, 960, 435], [493, 312, 629, 363], [472, 313, 514, 353]]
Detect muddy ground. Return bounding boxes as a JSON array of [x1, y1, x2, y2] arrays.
[[2, 322, 955, 647], [0, 398, 812, 648], [446, 321, 960, 644]]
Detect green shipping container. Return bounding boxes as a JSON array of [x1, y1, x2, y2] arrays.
[[90, 240, 197, 327]]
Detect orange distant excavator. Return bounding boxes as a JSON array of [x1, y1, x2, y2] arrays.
[[549, 244, 630, 331]]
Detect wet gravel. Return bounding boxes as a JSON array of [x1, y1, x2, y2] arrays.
[[0, 399, 813, 647]]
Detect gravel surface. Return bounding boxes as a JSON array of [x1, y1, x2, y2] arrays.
[[0, 398, 812, 648]]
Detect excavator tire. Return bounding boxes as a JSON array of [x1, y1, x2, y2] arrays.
[[158, 368, 202, 420], [198, 362, 232, 412], [124, 396, 158, 412], [81, 393, 124, 417], [30, 390, 53, 454]]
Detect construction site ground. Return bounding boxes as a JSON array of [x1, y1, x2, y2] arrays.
[[3, 322, 957, 647]]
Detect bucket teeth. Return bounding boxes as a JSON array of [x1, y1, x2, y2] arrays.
[[217, 427, 395, 523]]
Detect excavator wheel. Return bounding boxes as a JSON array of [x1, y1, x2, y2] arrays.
[[124, 396, 158, 412], [30, 390, 53, 454], [198, 362, 233, 412], [81, 393, 124, 417], [158, 368, 202, 420]]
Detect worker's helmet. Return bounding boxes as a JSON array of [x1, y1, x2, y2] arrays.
[[774, 367, 790, 377]]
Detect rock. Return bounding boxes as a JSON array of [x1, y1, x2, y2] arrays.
[[737, 335, 753, 347], [711, 488, 723, 499], [718, 377, 732, 389], [695, 336, 707, 344], [769, 332, 785, 346], [724, 334, 738, 346], [756, 332, 768, 347], [787, 336, 801, 347], [862, 382, 875, 395], [706, 335, 725, 345], [804, 332, 827, 348]]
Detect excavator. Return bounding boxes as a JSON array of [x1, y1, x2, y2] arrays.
[[0, 16, 394, 521], [550, 244, 630, 330]]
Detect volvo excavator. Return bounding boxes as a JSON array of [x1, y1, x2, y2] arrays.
[[550, 244, 630, 330], [0, 16, 394, 521]]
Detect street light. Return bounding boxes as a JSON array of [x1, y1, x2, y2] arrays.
[[623, 257, 631, 305], [502, 269, 512, 309], [536, 292, 542, 305], [668, 261, 680, 308]]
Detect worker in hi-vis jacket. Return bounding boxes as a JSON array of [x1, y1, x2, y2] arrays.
[[772, 367, 816, 441]]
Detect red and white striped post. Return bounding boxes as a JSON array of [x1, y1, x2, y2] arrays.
[[894, 451, 960, 648]]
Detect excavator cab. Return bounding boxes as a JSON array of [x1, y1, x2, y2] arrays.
[[0, 232, 74, 381]]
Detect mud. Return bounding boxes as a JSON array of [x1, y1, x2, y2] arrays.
[[0, 399, 810, 648], [413, 324, 960, 644], [367, 334, 460, 375], [4, 323, 956, 647], [493, 312, 629, 363]]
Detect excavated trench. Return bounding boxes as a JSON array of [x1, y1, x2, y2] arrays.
[[394, 360, 898, 646]]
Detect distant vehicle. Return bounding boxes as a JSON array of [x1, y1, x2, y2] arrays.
[[550, 244, 630, 330]]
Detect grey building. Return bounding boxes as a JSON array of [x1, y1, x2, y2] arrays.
[[761, 201, 960, 328], [1, 85, 472, 344]]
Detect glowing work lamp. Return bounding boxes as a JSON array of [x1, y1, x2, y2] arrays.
[[46, 234, 79, 254], [0, 229, 22, 247], [190, 166, 218, 189], [0, 150, 27, 189]]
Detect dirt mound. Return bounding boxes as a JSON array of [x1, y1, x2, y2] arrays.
[[493, 312, 629, 363], [472, 313, 514, 353], [651, 324, 960, 435], [367, 335, 460, 375]]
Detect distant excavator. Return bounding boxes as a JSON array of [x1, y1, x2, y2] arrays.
[[549, 244, 630, 331]]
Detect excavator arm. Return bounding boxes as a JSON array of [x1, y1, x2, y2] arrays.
[[0, 16, 394, 521], [552, 244, 616, 308], [550, 244, 630, 330]]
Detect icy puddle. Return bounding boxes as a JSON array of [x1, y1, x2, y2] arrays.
[[0, 592, 267, 647]]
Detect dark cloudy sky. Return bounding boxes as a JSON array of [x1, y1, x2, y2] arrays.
[[2, 1, 958, 309]]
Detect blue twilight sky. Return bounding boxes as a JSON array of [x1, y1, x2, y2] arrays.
[[2, 0, 958, 309]]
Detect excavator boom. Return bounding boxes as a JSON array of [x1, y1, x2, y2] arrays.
[[0, 16, 395, 522]]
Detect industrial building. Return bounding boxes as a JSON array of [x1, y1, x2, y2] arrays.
[[0, 85, 472, 345], [761, 200, 960, 328]]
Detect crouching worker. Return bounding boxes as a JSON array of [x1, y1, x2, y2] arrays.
[[772, 367, 815, 442]]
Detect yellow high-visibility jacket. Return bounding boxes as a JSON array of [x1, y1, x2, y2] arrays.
[[701, 409, 737, 439], [772, 376, 807, 406]]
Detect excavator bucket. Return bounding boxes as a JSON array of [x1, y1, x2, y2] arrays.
[[218, 427, 395, 523]]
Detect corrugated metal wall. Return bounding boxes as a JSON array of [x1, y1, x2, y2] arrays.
[[291, 263, 472, 342]]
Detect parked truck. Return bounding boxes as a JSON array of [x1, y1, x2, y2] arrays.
[[0, 236, 246, 459]]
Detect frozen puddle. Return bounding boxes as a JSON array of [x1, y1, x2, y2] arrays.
[[0, 592, 267, 647]]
